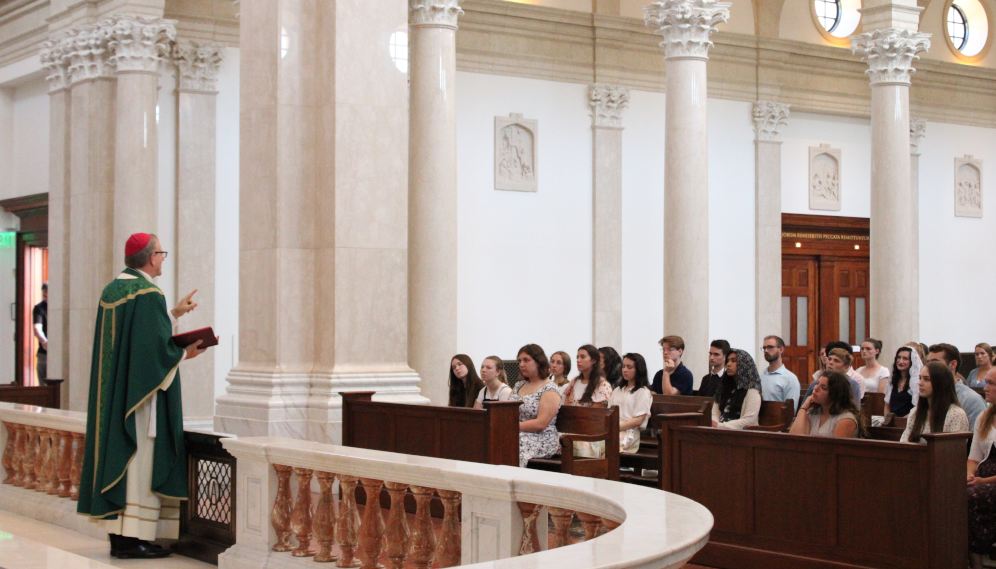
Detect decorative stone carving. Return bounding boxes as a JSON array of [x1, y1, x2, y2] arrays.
[[358, 478, 386, 569], [39, 35, 73, 92], [313, 472, 338, 562], [174, 42, 225, 91], [643, 0, 731, 61], [910, 117, 926, 155], [495, 113, 538, 192], [107, 16, 176, 73], [66, 24, 116, 84], [410, 0, 463, 29], [850, 29, 931, 86], [383, 482, 410, 569], [809, 144, 842, 211], [517, 502, 542, 556], [234, 0, 240, 19], [589, 84, 630, 128], [271, 465, 294, 552], [753, 101, 791, 142], [955, 155, 983, 218]]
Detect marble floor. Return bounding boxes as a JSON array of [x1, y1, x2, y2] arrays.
[[0, 510, 212, 569]]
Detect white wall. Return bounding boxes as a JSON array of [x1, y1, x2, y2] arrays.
[[158, 69, 178, 307], [10, 78, 49, 199]]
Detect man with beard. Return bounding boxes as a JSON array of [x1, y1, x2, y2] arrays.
[[760, 335, 800, 406]]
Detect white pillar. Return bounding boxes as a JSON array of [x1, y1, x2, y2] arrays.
[[408, 0, 461, 406], [851, 19, 929, 362], [108, 16, 175, 253], [909, 117, 925, 342], [645, 0, 729, 378], [589, 84, 630, 349], [753, 101, 790, 364], [174, 42, 224, 424], [39, 39, 73, 400]]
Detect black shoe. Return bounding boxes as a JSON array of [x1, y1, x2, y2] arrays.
[[115, 541, 172, 559]]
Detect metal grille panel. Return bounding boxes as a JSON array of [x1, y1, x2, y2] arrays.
[[195, 458, 232, 525]]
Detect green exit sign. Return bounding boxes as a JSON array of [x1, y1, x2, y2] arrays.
[[0, 233, 14, 248]]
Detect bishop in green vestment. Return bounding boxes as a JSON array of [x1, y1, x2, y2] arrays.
[[77, 233, 208, 559]]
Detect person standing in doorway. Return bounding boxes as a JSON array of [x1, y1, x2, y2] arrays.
[[32, 282, 48, 384]]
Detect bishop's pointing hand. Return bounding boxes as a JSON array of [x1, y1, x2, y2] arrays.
[[171, 289, 198, 319]]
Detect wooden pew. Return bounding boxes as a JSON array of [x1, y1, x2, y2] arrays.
[[861, 392, 886, 425], [660, 424, 970, 569], [0, 382, 61, 408], [746, 400, 794, 432], [619, 398, 712, 488], [527, 405, 620, 481]]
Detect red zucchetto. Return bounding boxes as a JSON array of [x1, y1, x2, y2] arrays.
[[125, 233, 152, 257]]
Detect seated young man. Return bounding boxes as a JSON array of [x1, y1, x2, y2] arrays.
[[652, 335, 694, 395]]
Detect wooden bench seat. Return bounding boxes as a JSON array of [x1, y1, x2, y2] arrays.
[[745, 399, 795, 432], [526, 405, 620, 480]]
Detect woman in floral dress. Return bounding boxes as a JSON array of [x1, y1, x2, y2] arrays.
[[509, 344, 562, 468]]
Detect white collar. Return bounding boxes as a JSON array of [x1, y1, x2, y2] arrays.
[[135, 268, 155, 282]]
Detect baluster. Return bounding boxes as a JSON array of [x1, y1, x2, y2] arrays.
[[576, 512, 602, 541], [335, 475, 362, 568], [383, 482, 410, 569], [45, 429, 60, 495], [436, 490, 461, 567], [547, 507, 573, 549], [313, 472, 338, 562], [69, 432, 84, 500], [35, 428, 51, 493], [11, 424, 25, 486], [408, 486, 437, 569], [600, 518, 620, 535], [271, 464, 294, 552], [358, 478, 386, 569], [57, 432, 72, 498], [22, 426, 37, 489], [517, 502, 541, 556], [1, 422, 14, 484], [291, 468, 316, 557]]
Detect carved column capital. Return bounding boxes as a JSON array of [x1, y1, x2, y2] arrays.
[[850, 29, 931, 86], [589, 84, 631, 128], [910, 117, 926, 155], [174, 42, 225, 92], [753, 101, 790, 142], [65, 24, 116, 85], [644, 0, 730, 61], [410, 0, 463, 29], [107, 16, 177, 73], [39, 34, 73, 92], [234, 0, 240, 19]]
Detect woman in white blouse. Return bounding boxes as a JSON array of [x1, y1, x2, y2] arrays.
[[900, 361, 970, 443], [473, 355, 512, 408], [856, 338, 891, 395], [967, 367, 996, 569], [712, 349, 761, 430], [609, 353, 653, 453]]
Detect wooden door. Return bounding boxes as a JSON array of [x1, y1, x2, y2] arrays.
[[819, 259, 870, 350], [781, 258, 819, 382]]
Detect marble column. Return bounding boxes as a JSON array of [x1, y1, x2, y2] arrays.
[[65, 23, 118, 411], [39, 38, 73, 398], [174, 42, 225, 423], [909, 117, 925, 341], [408, 0, 461, 406], [752, 101, 790, 363], [108, 16, 175, 254], [589, 84, 629, 349], [851, 19, 929, 361], [645, 0, 729, 379], [215, 0, 427, 442]]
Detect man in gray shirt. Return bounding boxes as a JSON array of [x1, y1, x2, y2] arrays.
[[926, 343, 986, 429]]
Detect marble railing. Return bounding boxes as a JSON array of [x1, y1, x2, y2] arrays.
[[0, 403, 86, 502], [220, 437, 713, 569]]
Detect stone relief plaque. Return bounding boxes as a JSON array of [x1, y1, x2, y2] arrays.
[[955, 155, 983, 218], [809, 143, 842, 211], [495, 113, 538, 192]]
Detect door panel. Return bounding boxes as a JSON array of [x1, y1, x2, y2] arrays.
[[782, 258, 818, 383]]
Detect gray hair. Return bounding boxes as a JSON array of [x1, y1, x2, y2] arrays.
[[125, 234, 158, 269]]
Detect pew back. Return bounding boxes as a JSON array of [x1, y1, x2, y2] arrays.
[[861, 392, 886, 424], [340, 392, 520, 467], [660, 425, 969, 569], [747, 400, 794, 432], [530, 405, 620, 481]]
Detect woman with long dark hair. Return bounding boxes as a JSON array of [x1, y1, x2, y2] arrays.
[[563, 345, 612, 408], [448, 354, 484, 408], [599, 346, 623, 388], [900, 361, 970, 443], [712, 349, 762, 430], [790, 371, 865, 438], [967, 367, 996, 569], [609, 353, 653, 453], [885, 347, 916, 418], [509, 344, 561, 467]]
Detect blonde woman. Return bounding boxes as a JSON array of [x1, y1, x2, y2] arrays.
[[474, 356, 512, 408], [550, 351, 572, 396]]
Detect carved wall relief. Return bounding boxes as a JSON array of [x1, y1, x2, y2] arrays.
[[495, 113, 538, 192], [955, 155, 983, 218], [809, 144, 841, 211]]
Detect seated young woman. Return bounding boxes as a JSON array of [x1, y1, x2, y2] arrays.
[[856, 338, 891, 395], [884, 347, 917, 418], [712, 349, 762, 430], [473, 355, 512, 408], [599, 346, 623, 388], [509, 344, 562, 468], [563, 344, 613, 457], [790, 371, 864, 438], [967, 367, 996, 569], [549, 351, 572, 396], [609, 353, 653, 453], [900, 361, 971, 443], [448, 354, 485, 408]]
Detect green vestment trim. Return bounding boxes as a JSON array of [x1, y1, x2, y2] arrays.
[[77, 268, 188, 520]]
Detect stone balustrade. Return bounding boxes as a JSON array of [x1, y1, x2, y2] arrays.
[[219, 437, 712, 569], [0, 403, 86, 502]]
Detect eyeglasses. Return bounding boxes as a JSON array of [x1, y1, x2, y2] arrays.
[[155, 251, 168, 260], [761, 345, 779, 351]]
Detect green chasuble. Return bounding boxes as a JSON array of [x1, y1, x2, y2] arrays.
[[77, 268, 188, 520]]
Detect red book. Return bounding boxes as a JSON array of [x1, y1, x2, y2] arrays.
[[171, 327, 219, 349]]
